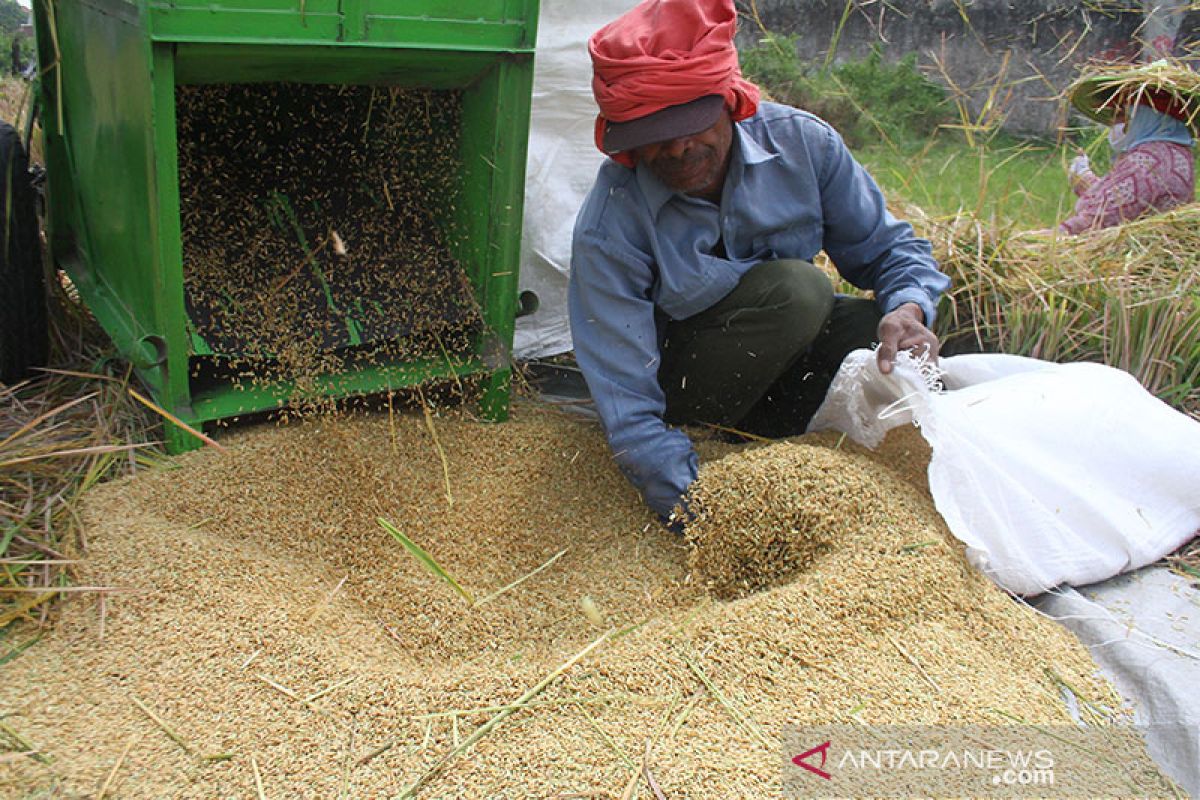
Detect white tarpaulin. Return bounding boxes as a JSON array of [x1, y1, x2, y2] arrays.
[[1034, 568, 1200, 795], [514, 0, 640, 358]]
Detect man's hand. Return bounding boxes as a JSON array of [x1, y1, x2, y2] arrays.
[[876, 303, 939, 375], [663, 497, 694, 536]]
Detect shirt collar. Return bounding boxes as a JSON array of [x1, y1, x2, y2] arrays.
[[634, 119, 778, 218], [735, 121, 776, 167], [635, 161, 677, 218]]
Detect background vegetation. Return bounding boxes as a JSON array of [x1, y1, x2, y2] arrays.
[[0, 0, 32, 73], [740, 35, 1199, 421], [739, 31, 1110, 229], [0, 0, 27, 36]]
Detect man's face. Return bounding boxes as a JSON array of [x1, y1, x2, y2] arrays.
[[634, 109, 733, 199]]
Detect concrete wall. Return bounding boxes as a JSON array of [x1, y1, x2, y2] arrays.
[[735, 1, 1177, 135]]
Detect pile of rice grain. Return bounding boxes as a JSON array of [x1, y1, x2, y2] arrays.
[[0, 407, 1159, 798], [686, 441, 900, 598]]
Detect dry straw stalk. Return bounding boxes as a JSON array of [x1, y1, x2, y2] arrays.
[[912, 201, 1200, 418]]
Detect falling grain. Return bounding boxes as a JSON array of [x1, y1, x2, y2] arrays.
[[174, 83, 484, 413]]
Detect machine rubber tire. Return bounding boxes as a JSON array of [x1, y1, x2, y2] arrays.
[[0, 120, 47, 384]]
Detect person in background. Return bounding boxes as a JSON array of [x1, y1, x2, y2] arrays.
[[568, 0, 950, 526], [1058, 100, 1194, 235]]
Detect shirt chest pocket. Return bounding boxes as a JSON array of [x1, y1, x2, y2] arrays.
[[749, 222, 822, 262], [654, 253, 738, 320]]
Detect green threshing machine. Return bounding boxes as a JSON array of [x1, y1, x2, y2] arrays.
[[0, 0, 539, 451]]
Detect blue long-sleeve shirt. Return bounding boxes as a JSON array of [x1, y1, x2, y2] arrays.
[[568, 102, 950, 517]]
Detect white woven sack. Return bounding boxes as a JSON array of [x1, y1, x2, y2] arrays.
[[809, 350, 1200, 595]]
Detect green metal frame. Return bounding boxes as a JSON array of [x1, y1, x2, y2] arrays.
[[31, 0, 537, 451]]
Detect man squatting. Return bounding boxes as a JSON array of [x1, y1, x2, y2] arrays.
[[568, 0, 951, 526]]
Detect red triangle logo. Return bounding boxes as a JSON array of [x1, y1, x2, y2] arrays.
[[792, 740, 832, 780]]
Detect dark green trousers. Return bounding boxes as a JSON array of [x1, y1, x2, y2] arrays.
[[658, 259, 881, 438]]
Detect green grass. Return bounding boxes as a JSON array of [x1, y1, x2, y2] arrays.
[[854, 131, 1079, 230], [857, 126, 1198, 233]]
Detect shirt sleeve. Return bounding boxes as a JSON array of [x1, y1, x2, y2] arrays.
[[809, 124, 950, 325], [568, 227, 699, 519], [1059, 169, 1128, 234]]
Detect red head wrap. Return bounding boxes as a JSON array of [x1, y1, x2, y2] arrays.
[[588, 0, 761, 167]]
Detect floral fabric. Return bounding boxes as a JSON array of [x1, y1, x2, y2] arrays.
[[1060, 141, 1194, 234]]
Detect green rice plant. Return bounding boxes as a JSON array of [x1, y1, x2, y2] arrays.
[[1102, 285, 1200, 406], [0, 631, 40, 667], [377, 517, 569, 609], [377, 517, 475, 605]]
